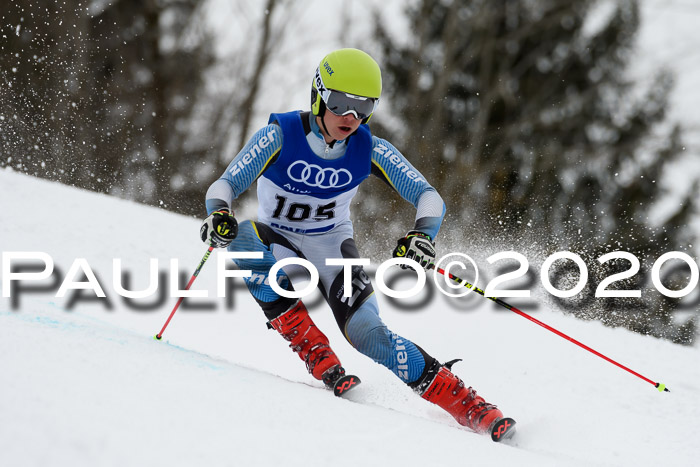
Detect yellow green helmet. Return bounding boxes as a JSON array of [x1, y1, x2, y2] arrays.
[[311, 48, 382, 123]]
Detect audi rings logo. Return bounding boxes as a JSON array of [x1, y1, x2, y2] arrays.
[[287, 160, 353, 188]]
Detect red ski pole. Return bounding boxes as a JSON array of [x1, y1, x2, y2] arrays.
[[154, 245, 215, 340], [434, 266, 670, 392]]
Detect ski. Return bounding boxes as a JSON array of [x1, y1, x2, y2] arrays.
[[490, 417, 516, 442], [332, 374, 361, 397]]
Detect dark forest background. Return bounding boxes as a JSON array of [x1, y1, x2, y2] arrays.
[[1, 0, 697, 344]]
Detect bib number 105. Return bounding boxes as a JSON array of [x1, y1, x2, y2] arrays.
[[271, 195, 336, 222]]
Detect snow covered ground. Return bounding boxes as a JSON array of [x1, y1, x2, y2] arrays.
[[2, 169, 699, 466], [2, 2, 700, 464]]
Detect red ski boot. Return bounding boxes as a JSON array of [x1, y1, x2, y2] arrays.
[[268, 300, 345, 387], [418, 360, 504, 435]]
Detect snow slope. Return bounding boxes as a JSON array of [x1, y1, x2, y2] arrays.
[[1, 168, 699, 467]]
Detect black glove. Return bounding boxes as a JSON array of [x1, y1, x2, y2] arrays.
[[200, 209, 238, 248], [392, 231, 436, 270]]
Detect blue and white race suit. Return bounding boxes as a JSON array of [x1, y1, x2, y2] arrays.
[[206, 110, 446, 385]]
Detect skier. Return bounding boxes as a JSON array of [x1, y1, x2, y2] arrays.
[[201, 48, 511, 438]]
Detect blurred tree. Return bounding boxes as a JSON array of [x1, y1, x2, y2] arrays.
[[190, 0, 294, 213], [0, 0, 215, 213], [368, 0, 697, 343], [0, 0, 290, 217]]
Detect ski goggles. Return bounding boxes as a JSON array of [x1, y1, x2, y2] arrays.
[[315, 68, 378, 120], [323, 89, 378, 120]]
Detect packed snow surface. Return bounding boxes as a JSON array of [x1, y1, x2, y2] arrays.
[[1, 169, 698, 467]]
